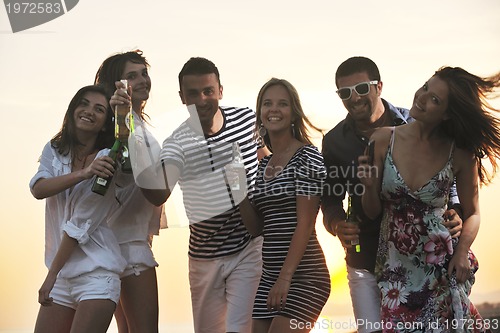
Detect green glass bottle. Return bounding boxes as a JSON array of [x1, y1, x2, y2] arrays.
[[91, 140, 122, 196], [115, 80, 130, 142], [346, 195, 361, 253]]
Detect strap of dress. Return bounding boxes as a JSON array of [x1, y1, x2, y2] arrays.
[[448, 141, 455, 160], [389, 126, 396, 153]]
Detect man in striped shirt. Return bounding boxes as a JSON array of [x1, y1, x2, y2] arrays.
[[141, 57, 264, 333]]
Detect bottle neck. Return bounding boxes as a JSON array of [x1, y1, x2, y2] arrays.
[[347, 196, 353, 220], [111, 139, 122, 151], [232, 143, 242, 162]]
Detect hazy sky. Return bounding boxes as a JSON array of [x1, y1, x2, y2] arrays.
[[1, 1, 499, 332]]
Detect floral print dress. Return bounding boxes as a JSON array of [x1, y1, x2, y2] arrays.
[[376, 130, 485, 332]]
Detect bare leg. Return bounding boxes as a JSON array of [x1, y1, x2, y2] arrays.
[[119, 267, 159, 333], [70, 299, 116, 333], [34, 303, 75, 333], [269, 316, 311, 333], [252, 318, 272, 333], [114, 300, 129, 333]]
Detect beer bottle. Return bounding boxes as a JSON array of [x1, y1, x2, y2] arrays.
[[115, 79, 133, 173], [346, 195, 361, 252], [91, 139, 122, 196], [115, 80, 130, 142], [227, 142, 245, 191]]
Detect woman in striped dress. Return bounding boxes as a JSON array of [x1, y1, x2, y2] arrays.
[[239, 78, 331, 333]]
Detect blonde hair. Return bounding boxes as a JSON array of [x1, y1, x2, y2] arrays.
[[255, 78, 323, 150]]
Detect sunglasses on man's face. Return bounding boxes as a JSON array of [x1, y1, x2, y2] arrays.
[[336, 80, 379, 100]]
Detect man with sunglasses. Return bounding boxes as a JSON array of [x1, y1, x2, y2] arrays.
[[321, 56, 463, 333]]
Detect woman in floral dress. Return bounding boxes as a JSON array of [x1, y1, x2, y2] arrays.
[[359, 67, 500, 332]]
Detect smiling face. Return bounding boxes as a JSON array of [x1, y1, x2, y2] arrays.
[[336, 71, 382, 122], [259, 84, 294, 135], [73, 91, 109, 134], [122, 61, 151, 104], [410, 75, 449, 123], [179, 73, 223, 127]]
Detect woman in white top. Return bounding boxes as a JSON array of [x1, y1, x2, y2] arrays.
[[94, 50, 162, 333], [30, 85, 127, 333]]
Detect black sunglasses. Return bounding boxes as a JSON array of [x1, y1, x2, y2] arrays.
[[336, 80, 379, 100]]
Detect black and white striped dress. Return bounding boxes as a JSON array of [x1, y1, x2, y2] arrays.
[[252, 145, 331, 324]]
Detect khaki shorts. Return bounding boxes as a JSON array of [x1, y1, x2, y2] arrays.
[[189, 236, 263, 333]]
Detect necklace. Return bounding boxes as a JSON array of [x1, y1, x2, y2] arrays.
[[74, 150, 95, 170], [268, 146, 293, 171]]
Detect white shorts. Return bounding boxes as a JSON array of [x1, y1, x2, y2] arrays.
[[51, 268, 121, 310], [347, 265, 382, 333], [119, 241, 158, 278], [189, 236, 263, 333]]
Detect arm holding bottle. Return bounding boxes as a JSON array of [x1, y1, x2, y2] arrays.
[[110, 81, 179, 206], [321, 141, 361, 247], [31, 144, 116, 200], [443, 181, 463, 238], [323, 203, 360, 249]]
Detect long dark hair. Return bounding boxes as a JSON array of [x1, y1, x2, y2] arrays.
[[437, 66, 500, 185], [255, 78, 323, 150], [94, 49, 150, 121], [51, 85, 114, 157]]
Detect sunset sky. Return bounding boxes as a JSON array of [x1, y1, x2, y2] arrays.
[[1, 1, 499, 332]]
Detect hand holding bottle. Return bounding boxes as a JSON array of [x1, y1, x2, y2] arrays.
[[86, 155, 116, 179], [346, 196, 361, 252], [109, 80, 133, 173], [74, 154, 116, 181], [92, 140, 122, 195], [114, 80, 131, 142], [109, 80, 132, 109], [335, 220, 361, 250]]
